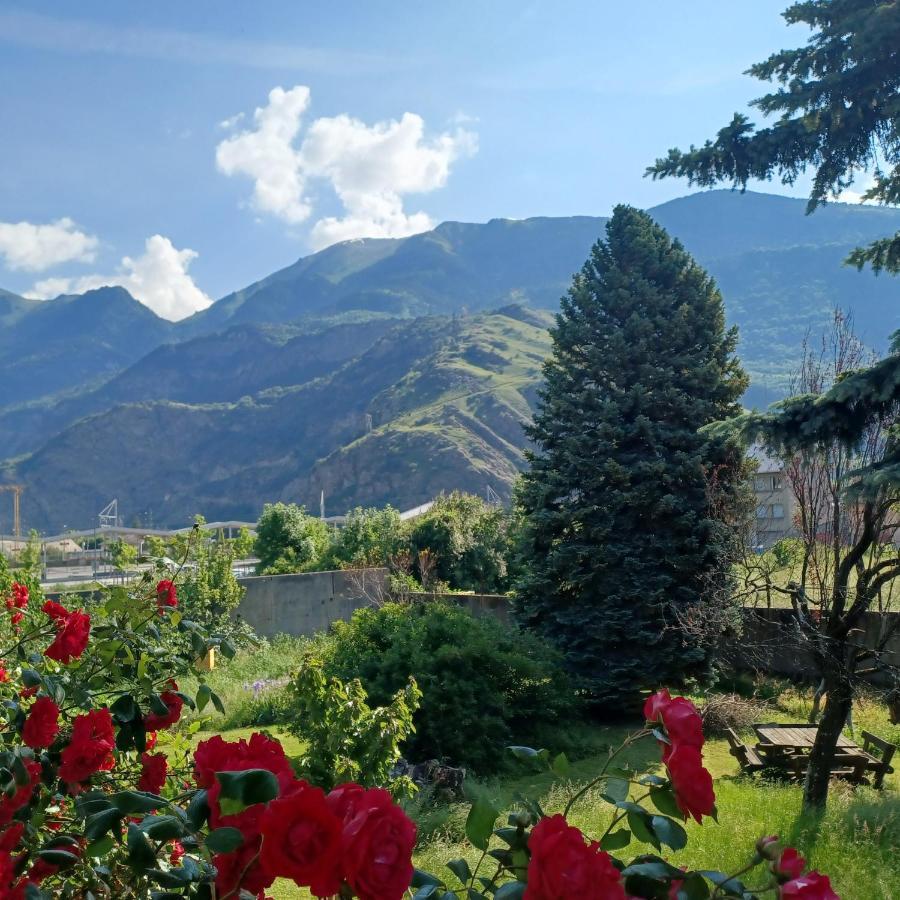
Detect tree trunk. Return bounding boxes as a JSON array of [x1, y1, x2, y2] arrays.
[[803, 675, 852, 810]]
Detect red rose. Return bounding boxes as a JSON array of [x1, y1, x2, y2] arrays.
[[145, 731, 158, 751], [525, 814, 625, 900], [137, 752, 168, 795], [0, 822, 24, 853], [0, 851, 13, 892], [0, 665, 8, 684], [326, 782, 367, 822], [214, 838, 274, 898], [774, 848, 806, 880], [41, 600, 69, 623], [21, 697, 60, 749], [169, 841, 185, 865], [779, 871, 840, 899], [0, 759, 42, 827], [665, 745, 715, 823], [340, 787, 417, 900], [259, 785, 344, 897], [156, 580, 177, 609], [644, 690, 704, 761], [6, 583, 28, 611], [58, 708, 115, 783], [194, 732, 295, 793], [144, 684, 184, 731], [44, 609, 91, 664]]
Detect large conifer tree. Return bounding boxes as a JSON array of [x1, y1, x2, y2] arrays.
[[515, 205, 747, 706]]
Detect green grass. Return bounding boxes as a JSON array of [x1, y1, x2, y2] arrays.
[[192, 718, 897, 900]]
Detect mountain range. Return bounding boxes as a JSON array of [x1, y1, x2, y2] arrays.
[[1, 190, 898, 532]]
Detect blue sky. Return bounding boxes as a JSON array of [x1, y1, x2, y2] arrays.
[[0, 1, 807, 318]]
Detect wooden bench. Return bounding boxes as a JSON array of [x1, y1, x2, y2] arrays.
[[861, 730, 896, 789], [725, 728, 765, 773]]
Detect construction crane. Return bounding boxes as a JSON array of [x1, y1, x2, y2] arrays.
[[0, 485, 24, 541]]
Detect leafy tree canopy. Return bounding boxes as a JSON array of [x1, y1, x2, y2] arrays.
[[648, 0, 900, 273]]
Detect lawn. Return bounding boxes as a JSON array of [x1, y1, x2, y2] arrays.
[[187, 718, 898, 900]]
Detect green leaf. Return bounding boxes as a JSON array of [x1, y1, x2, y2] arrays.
[[599, 828, 631, 851], [649, 785, 682, 819], [698, 871, 747, 897], [85, 808, 123, 842], [185, 789, 209, 830], [466, 797, 499, 851], [550, 751, 570, 777], [651, 815, 687, 851], [86, 835, 116, 858], [220, 640, 237, 660], [110, 791, 167, 815], [626, 810, 659, 849], [507, 746, 545, 761], [195, 684, 212, 714], [140, 815, 184, 842], [412, 889, 439, 900], [110, 695, 141, 724], [20, 669, 40, 688], [601, 776, 629, 803], [36, 849, 79, 867], [210, 691, 225, 715], [494, 883, 526, 899], [126, 823, 157, 871], [675, 872, 711, 900], [215, 769, 279, 816], [446, 858, 472, 886], [206, 827, 244, 854], [411, 869, 445, 889]]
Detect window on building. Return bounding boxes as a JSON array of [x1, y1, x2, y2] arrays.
[[772, 475, 783, 490], [772, 504, 785, 518], [754, 476, 769, 492], [756, 504, 769, 519]]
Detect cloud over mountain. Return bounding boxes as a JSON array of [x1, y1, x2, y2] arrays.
[[27, 235, 211, 321], [0, 217, 98, 272], [216, 85, 477, 248]]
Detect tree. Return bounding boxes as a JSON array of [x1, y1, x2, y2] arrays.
[[647, 0, 900, 274], [329, 505, 405, 568], [515, 206, 748, 708], [647, 0, 900, 810], [407, 491, 513, 593], [254, 502, 330, 574]]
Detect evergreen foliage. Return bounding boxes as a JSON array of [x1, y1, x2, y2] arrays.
[[515, 206, 748, 707], [647, 0, 900, 274]]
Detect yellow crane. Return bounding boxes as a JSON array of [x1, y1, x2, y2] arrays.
[[0, 485, 24, 541]]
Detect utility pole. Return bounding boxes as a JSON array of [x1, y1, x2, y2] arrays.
[[0, 485, 24, 548]]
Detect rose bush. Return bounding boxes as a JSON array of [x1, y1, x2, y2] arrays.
[[0, 555, 840, 899]]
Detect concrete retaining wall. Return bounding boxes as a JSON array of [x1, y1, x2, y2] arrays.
[[235, 570, 511, 637]]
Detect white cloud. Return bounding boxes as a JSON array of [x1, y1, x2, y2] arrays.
[[216, 86, 477, 249], [27, 235, 211, 322], [0, 217, 98, 272], [836, 173, 878, 205], [216, 86, 313, 224]]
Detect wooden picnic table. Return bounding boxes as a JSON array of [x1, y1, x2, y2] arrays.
[[752, 723, 874, 781]]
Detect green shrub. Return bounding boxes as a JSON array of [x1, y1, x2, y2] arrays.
[[286, 658, 420, 796], [316, 601, 578, 773]]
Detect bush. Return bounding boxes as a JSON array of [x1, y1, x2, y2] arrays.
[[286, 658, 420, 796], [316, 601, 578, 773]]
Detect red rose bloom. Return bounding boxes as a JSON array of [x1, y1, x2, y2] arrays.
[[644, 689, 704, 760], [137, 752, 168, 795], [145, 731, 158, 751], [259, 785, 344, 897], [144, 684, 184, 731], [21, 697, 60, 749], [0, 665, 8, 683], [43, 609, 91, 664], [58, 708, 116, 783], [775, 848, 806, 880], [665, 745, 715, 823], [525, 814, 625, 900], [779, 871, 840, 899], [340, 787, 417, 900], [6, 583, 28, 610], [169, 841, 185, 865], [0, 759, 42, 827], [0, 822, 24, 853], [194, 732, 295, 794], [41, 600, 69, 623], [215, 839, 274, 898], [326, 782, 367, 822], [156, 580, 178, 609]]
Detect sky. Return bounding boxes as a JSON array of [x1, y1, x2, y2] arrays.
[[0, 1, 816, 320]]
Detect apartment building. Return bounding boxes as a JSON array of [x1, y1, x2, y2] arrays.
[[749, 446, 795, 549]]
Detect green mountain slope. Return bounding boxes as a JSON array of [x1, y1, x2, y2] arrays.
[[6, 309, 551, 530], [0, 287, 173, 406]]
